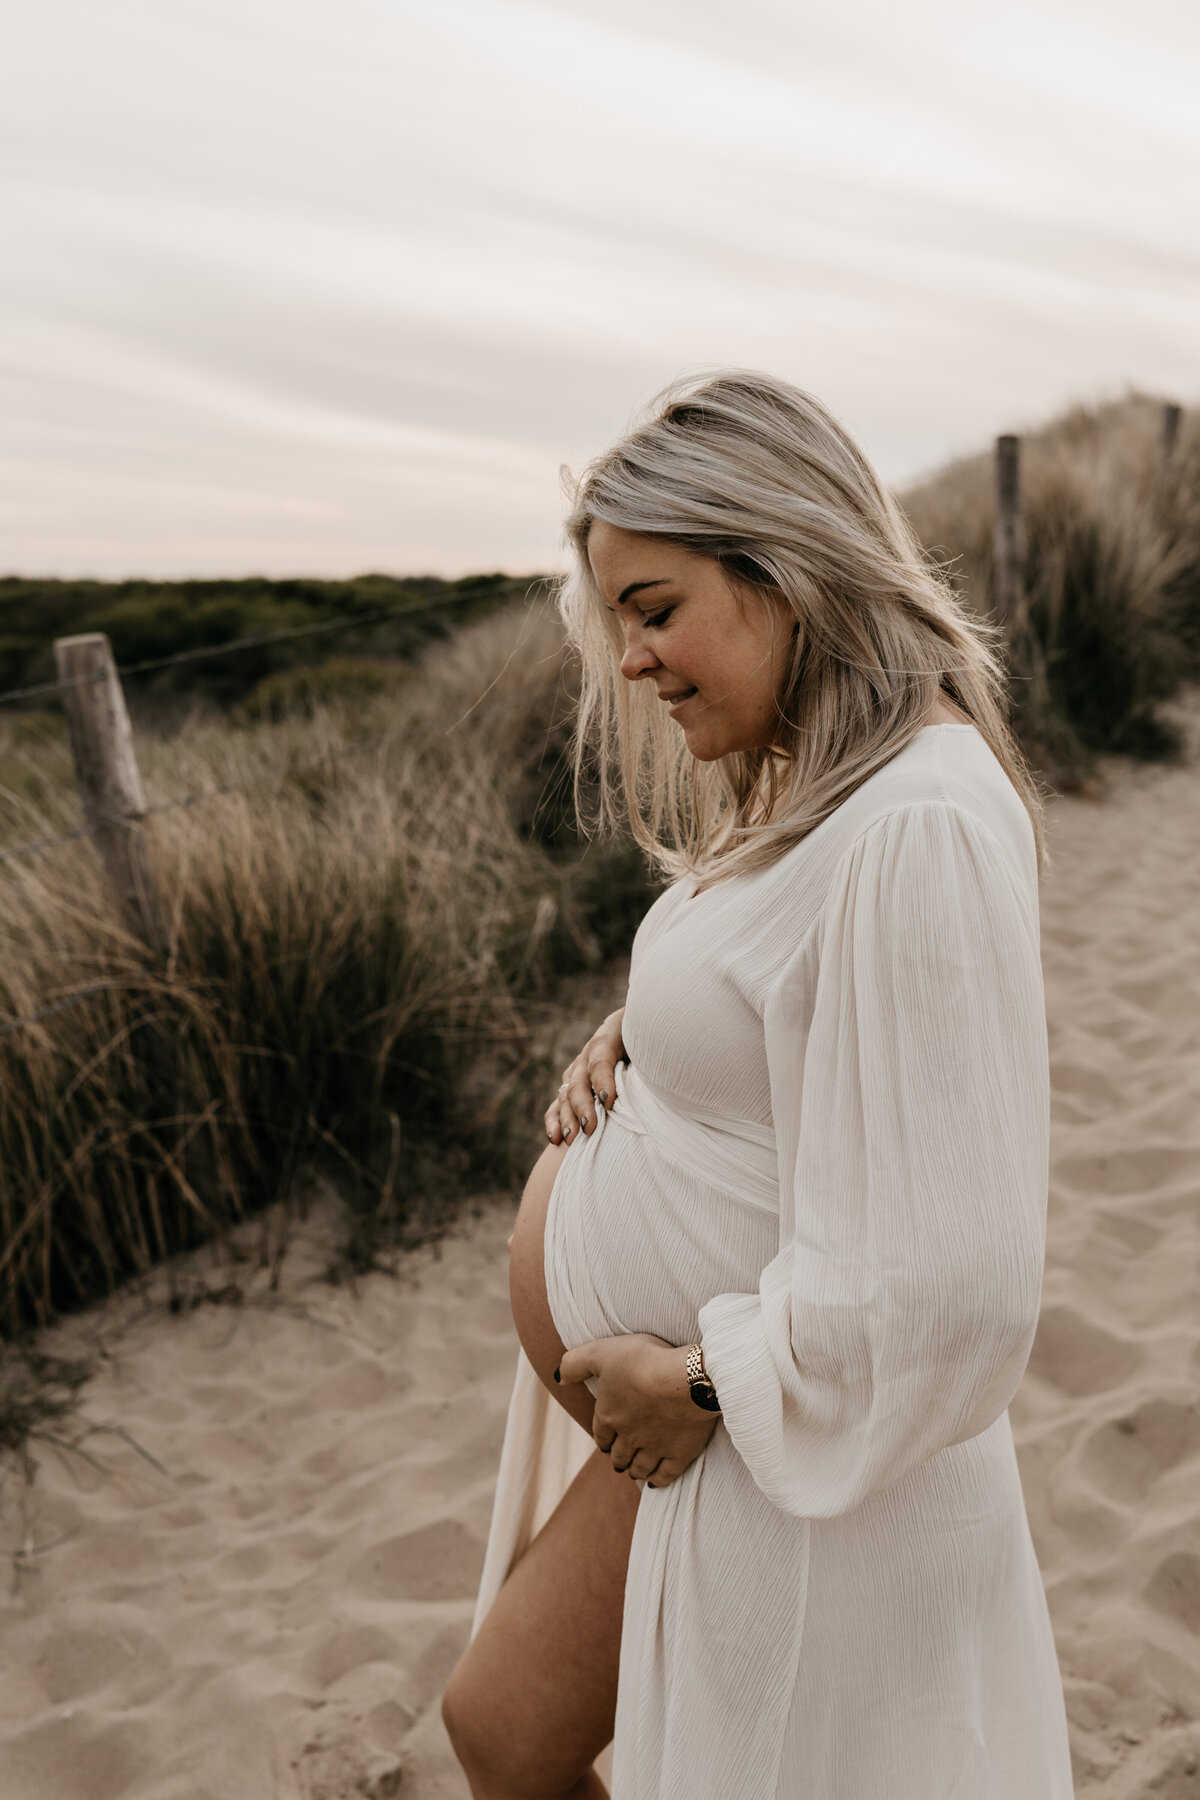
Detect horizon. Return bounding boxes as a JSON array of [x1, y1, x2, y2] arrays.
[[4, 0, 1198, 579]]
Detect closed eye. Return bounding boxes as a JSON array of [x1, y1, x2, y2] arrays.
[[643, 606, 673, 629]]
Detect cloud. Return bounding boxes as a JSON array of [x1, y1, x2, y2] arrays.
[[2, 0, 1198, 573]]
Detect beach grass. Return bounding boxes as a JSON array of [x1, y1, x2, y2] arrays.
[[903, 391, 1200, 780], [0, 602, 656, 1332]]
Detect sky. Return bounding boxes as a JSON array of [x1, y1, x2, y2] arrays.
[[3, 0, 1199, 577]]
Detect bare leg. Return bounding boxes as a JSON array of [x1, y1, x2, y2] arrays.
[[444, 1144, 638, 1797], [443, 1448, 640, 1800]]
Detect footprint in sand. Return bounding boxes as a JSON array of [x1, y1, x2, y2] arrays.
[[1081, 1401, 1200, 1503], [2, 1711, 146, 1800], [305, 1622, 402, 1691], [1145, 1551, 1200, 1635], [1137, 1743, 1200, 1800], [1092, 1207, 1164, 1256], [1026, 1306, 1143, 1398], [349, 1517, 483, 1601], [1053, 1145, 1198, 1200], [30, 1619, 172, 1708]]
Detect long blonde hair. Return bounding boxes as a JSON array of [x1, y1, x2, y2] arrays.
[[558, 369, 1045, 885]]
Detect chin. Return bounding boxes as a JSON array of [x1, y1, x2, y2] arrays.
[[682, 726, 759, 762]]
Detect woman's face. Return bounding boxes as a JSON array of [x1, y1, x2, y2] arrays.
[[587, 522, 792, 762]]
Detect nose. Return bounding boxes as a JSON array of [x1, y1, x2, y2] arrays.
[[618, 624, 661, 683]]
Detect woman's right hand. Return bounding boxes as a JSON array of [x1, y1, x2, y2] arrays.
[[545, 1007, 626, 1145]]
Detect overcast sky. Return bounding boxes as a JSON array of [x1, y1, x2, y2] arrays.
[[4, 0, 1198, 577]]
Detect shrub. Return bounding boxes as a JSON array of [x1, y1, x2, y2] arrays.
[[235, 657, 415, 724]]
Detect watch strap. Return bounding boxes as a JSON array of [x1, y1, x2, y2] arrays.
[[685, 1342, 721, 1413]]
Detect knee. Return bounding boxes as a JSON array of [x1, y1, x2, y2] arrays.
[[441, 1664, 569, 1800], [441, 1665, 509, 1792], [440, 1664, 476, 1764]]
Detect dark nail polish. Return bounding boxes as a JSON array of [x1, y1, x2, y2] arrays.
[[553, 1367, 561, 1383], [599, 1091, 608, 1104]]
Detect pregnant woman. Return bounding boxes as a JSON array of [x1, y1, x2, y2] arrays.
[[442, 371, 1073, 1798]]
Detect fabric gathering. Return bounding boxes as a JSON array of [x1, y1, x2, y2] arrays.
[[473, 724, 1075, 1799]]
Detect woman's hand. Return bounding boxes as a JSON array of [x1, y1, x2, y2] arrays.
[[545, 1006, 627, 1145], [557, 1333, 719, 1488]]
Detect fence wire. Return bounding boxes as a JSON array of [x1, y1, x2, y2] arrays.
[[0, 577, 569, 1037], [0, 681, 571, 1036], [0, 735, 389, 869], [0, 578, 550, 708], [0, 682, 560, 873]]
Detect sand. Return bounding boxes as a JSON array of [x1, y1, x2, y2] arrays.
[[1014, 697, 1200, 1797], [2, 707, 1199, 1799]]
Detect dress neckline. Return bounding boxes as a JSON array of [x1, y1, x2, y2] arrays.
[[676, 724, 978, 903]]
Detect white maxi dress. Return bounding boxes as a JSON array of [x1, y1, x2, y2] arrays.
[[473, 723, 1074, 1800]]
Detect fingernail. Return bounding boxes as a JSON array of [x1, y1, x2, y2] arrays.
[[599, 1091, 608, 1104], [553, 1367, 561, 1383]]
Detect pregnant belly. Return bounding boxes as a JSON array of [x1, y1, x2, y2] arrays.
[[533, 1106, 781, 1356], [507, 1143, 603, 1438], [508, 1142, 570, 1387]]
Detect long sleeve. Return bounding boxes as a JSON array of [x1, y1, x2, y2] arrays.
[[697, 799, 1050, 1519]]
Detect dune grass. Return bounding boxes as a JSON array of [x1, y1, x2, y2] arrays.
[[0, 392, 1197, 1340], [0, 602, 656, 1332], [902, 392, 1200, 780]]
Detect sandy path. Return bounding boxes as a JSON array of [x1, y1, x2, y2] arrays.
[[1013, 699, 1200, 1798], [0, 1200, 513, 1799], [2, 712, 1199, 1798]]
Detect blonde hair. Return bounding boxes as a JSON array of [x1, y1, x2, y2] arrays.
[[558, 369, 1045, 886]]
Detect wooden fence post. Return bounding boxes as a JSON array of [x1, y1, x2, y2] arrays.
[[1162, 402, 1182, 463], [53, 633, 165, 949], [993, 434, 1026, 635]]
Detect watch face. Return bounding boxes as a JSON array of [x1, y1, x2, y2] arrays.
[[690, 1380, 722, 1413]]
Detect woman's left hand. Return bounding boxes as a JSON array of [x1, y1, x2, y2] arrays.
[[557, 1333, 720, 1488]]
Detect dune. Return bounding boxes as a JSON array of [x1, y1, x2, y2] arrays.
[[2, 701, 1199, 1797]]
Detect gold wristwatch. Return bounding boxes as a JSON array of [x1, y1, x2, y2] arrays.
[[685, 1342, 721, 1413]]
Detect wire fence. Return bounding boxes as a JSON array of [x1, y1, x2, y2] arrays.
[[0, 686, 567, 1040], [0, 577, 549, 708], [0, 579, 570, 1039], [0, 574, 563, 866], [0, 736, 388, 869], [0, 681, 561, 873]]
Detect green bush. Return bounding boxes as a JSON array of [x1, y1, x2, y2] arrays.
[[0, 573, 546, 711], [234, 657, 415, 724]]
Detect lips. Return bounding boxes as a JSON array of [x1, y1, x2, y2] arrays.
[[659, 687, 698, 716]]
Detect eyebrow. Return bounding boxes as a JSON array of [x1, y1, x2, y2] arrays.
[[607, 578, 668, 611]]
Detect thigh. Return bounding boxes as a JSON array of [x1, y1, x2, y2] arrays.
[[445, 1447, 640, 1789]]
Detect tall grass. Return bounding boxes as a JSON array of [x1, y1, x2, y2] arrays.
[[902, 393, 1200, 780], [0, 601, 655, 1331]]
